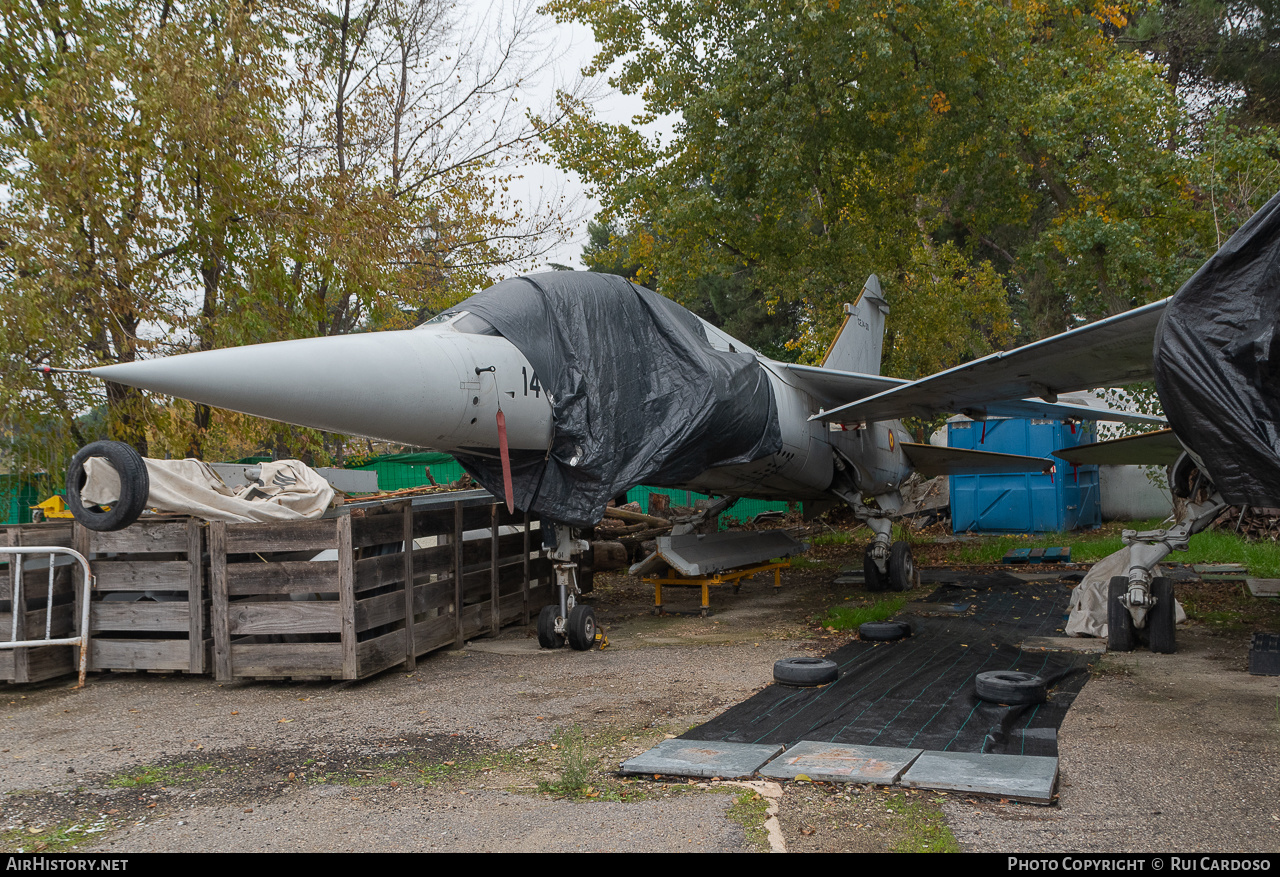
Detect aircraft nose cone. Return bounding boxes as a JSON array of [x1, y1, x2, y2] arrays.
[[86, 330, 549, 450]]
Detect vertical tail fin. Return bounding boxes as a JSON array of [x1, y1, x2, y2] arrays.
[[820, 275, 889, 375]]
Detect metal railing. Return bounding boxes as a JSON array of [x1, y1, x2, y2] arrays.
[[2, 546, 93, 687]]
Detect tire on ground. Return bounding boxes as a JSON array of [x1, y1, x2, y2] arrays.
[[888, 541, 915, 592], [537, 604, 562, 649], [863, 546, 889, 592], [65, 441, 150, 532], [773, 657, 838, 686], [974, 670, 1047, 705], [1147, 577, 1177, 654], [1107, 577, 1135, 652], [858, 620, 911, 642], [567, 604, 597, 651]]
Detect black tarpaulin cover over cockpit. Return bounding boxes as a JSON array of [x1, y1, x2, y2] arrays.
[[1154, 189, 1280, 506], [447, 273, 782, 526]]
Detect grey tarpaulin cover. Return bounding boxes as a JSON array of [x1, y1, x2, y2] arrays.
[[1155, 189, 1280, 506], [448, 272, 781, 526]]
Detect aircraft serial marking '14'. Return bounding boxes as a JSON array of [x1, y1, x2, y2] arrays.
[[63, 191, 1280, 653]]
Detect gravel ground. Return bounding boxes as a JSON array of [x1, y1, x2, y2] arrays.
[[2, 543, 1278, 853]]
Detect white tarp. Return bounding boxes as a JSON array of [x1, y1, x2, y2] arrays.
[[1067, 545, 1185, 637], [82, 457, 335, 523]]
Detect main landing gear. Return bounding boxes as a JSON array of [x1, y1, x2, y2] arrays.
[[536, 523, 598, 651], [1107, 452, 1226, 655]]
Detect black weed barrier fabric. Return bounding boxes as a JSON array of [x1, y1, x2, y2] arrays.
[[685, 574, 1095, 757]]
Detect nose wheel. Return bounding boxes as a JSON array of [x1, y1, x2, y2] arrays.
[[536, 603, 597, 650]]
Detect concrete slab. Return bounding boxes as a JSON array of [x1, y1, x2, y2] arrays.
[[832, 575, 862, 585], [1022, 636, 1106, 653], [619, 739, 785, 779], [758, 741, 923, 784], [900, 751, 1058, 805], [1247, 578, 1280, 597]]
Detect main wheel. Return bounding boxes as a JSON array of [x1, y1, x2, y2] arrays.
[[65, 441, 150, 532], [1147, 577, 1177, 654], [975, 671, 1047, 705], [863, 545, 889, 592], [1107, 577, 1135, 652], [773, 657, 838, 686], [567, 604, 597, 651], [537, 604, 563, 649], [888, 541, 916, 592]]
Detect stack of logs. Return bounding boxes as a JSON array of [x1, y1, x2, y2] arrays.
[[1211, 505, 1280, 542]]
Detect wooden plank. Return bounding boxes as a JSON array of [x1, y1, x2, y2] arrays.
[[403, 504, 416, 671], [355, 629, 406, 678], [453, 502, 464, 648], [5, 529, 27, 681], [458, 602, 488, 641], [90, 638, 191, 672], [490, 505, 500, 636], [351, 514, 405, 549], [411, 543, 453, 576], [354, 589, 407, 633], [93, 560, 193, 591], [522, 514, 531, 625], [411, 579, 455, 616], [227, 602, 341, 636], [224, 518, 337, 553], [209, 522, 231, 682], [188, 520, 206, 674], [226, 562, 339, 595], [14, 523, 74, 548], [229, 642, 342, 677], [338, 515, 357, 679], [87, 522, 192, 554], [14, 644, 74, 683], [353, 552, 407, 594], [411, 613, 456, 655], [91, 602, 191, 633]]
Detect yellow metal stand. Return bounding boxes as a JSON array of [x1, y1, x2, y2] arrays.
[[645, 560, 789, 616]]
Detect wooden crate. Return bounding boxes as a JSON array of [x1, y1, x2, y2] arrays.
[[1, 522, 79, 684], [210, 497, 551, 681], [74, 519, 209, 674]]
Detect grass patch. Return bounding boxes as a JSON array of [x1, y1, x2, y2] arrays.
[[106, 764, 208, 788], [788, 556, 831, 570], [884, 793, 961, 853], [940, 519, 1280, 577], [726, 788, 772, 852], [537, 726, 600, 798], [811, 531, 854, 547], [1, 817, 114, 853], [822, 596, 908, 631]]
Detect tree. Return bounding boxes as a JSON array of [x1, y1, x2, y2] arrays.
[[540, 0, 1240, 376], [0, 0, 579, 474]]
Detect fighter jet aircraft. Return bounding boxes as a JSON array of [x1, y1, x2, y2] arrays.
[[66, 268, 1174, 651]]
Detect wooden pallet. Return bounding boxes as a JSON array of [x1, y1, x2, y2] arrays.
[[75, 519, 209, 674], [1, 522, 78, 684], [210, 497, 551, 681]]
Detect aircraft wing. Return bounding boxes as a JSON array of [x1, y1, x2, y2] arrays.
[[1051, 429, 1185, 466], [900, 443, 1054, 477], [778, 363, 1164, 425], [811, 298, 1169, 425]]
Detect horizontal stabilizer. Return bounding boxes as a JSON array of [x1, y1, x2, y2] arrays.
[[1052, 429, 1185, 466], [774, 363, 904, 409], [813, 298, 1169, 424], [900, 442, 1054, 477]]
